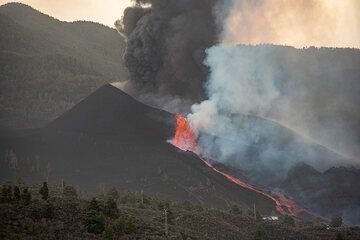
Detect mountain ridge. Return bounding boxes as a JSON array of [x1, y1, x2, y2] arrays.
[[0, 2, 128, 129]]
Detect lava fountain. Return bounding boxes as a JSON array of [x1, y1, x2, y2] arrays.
[[171, 113, 306, 216], [172, 113, 198, 152]]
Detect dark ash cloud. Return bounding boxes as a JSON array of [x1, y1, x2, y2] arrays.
[[117, 0, 220, 103]]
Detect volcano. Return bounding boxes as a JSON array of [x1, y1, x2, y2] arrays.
[[0, 84, 279, 213]]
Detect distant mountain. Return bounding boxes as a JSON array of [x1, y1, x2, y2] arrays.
[[280, 164, 360, 225], [199, 114, 352, 183], [201, 115, 360, 225], [0, 84, 277, 214], [0, 3, 128, 129]]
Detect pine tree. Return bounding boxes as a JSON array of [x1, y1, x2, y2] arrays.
[[107, 187, 119, 202], [63, 186, 78, 200], [39, 182, 49, 200], [104, 196, 119, 219], [1, 185, 13, 203], [254, 224, 266, 240], [330, 216, 343, 228], [13, 186, 21, 201], [21, 188, 31, 205], [88, 197, 101, 212]]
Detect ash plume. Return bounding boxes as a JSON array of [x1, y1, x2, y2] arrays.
[[117, 0, 360, 170], [117, 0, 220, 105]]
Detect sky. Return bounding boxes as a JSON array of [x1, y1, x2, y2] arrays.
[[0, 0, 133, 27], [0, 0, 358, 47]]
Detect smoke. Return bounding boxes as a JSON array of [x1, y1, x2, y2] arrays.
[[117, 0, 219, 106], [187, 0, 360, 179], [218, 0, 360, 48], [189, 44, 360, 181]]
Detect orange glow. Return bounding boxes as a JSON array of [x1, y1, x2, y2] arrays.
[[201, 158, 306, 215], [222, 0, 360, 48], [172, 113, 198, 152], [171, 113, 307, 216]]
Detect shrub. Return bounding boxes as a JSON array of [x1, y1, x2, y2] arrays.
[[255, 210, 262, 221], [87, 197, 102, 212], [82, 210, 105, 234], [32, 201, 55, 219], [330, 216, 343, 228], [283, 215, 296, 227], [63, 186, 77, 200], [82, 198, 105, 234], [21, 188, 31, 205], [116, 214, 136, 234], [1, 185, 12, 203], [103, 223, 117, 240], [120, 191, 137, 204], [39, 182, 49, 200], [254, 224, 266, 240], [13, 186, 21, 201], [107, 187, 119, 202], [230, 205, 242, 215], [102, 213, 136, 239], [180, 200, 193, 211], [150, 197, 172, 211], [104, 197, 119, 219]]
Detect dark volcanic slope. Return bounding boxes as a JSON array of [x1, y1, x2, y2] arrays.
[[0, 84, 276, 213]]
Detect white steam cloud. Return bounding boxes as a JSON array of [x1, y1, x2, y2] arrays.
[[188, 0, 360, 179]]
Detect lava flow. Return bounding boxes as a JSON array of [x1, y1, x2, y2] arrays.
[[171, 112, 306, 216], [172, 113, 198, 152]]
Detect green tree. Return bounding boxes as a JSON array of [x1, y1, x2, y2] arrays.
[[1, 185, 12, 203], [82, 197, 105, 234], [63, 186, 78, 200], [31, 201, 55, 219], [88, 197, 101, 212], [230, 205, 242, 215], [13, 186, 21, 201], [39, 182, 49, 200], [103, 223, 117, 240], [107, 187, 119, 202], [82, 210, 105, 234], [255, 210, 262, 221], [120, 191, 136, 204], [104, 197, 119, 219], [102, 215, 136, 240], [114, 214, 136, 234], [21, 188, 31, 205], [254, 224, 266, 240], [330, 216, 343, 228]]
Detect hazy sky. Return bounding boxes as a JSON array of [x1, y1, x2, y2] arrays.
[[0, 0, 132, 27], [0, 0, 358, 47]]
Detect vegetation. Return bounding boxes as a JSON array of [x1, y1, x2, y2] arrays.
[[63, 185, 78, 200], [283, 215, 296, 227], [0, 3, 128, 129], [13, 186, 20, 201], [104, 196, 120, 219], [31, 201, 55, 219], [21, 187, 31, 205], [254, 224, 266, 240], [331, 216, 343, 228], [0, 182, 359, 239], [230, 204, 242, 215], [39, 181, 49, 200]]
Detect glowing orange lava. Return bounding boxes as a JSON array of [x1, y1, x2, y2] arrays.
[[172, 113, 198, 152], [171, 113, 306, 216]]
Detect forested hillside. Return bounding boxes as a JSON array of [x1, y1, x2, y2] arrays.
[[0, 3, 127, 129]]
